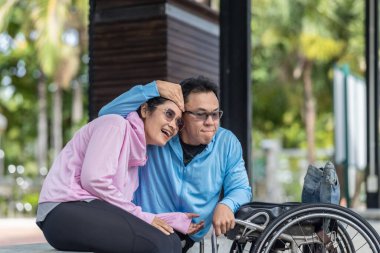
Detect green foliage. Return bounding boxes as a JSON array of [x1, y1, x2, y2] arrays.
[[252, 0, 363, 150], [252, 0, 364, 200], [22, 192, 39, 215], [281, 157, 303, 202], [300, 33, 345, 61], [0, 42, 38, 172], [0, 1, 88, 216]]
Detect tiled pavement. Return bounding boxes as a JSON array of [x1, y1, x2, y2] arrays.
[[0, 212, 379, 253]]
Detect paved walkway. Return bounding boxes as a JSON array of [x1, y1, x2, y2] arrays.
[[0, 218, 46, 246], [0, 212, 379, 253]]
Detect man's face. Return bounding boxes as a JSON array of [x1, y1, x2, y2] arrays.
[[180, 92, 221, 145]]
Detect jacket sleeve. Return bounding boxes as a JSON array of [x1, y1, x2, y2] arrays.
[[80, 118, 155, 224], [219, 133, 252, 213], [98, 81, 160, 117]]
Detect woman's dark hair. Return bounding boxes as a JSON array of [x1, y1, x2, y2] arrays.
[[137, 96, 168, 118], [180, 76, 219, 103]]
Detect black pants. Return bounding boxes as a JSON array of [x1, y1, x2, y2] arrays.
[[38, 200, 182, 253], [176, 232, 195, 253]]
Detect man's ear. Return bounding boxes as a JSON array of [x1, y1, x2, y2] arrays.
[[140, 103, 148, 119]]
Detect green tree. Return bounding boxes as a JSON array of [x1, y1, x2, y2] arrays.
[[252, 0, 363, 158], [0, 1, 88, 215], [252, 0, 364, 200], [0, 0, 88, 169]]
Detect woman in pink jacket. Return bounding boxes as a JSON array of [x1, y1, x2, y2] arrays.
[[36, 82, 203, 253]]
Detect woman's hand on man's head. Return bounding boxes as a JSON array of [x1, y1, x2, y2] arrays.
[[156, 80, 184, 112]]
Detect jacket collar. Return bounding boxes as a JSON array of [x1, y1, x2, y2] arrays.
[[169, 129, 218, 160], [126, 112, 147, 166]]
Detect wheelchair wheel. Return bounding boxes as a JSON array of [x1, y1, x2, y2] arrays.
[[253, 203, 380, 253], [332, 220, 355, 253], [229, 240, 253, 253], [295, 223, 354, 253]]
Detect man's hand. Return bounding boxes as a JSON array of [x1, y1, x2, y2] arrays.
[[212, 203, 235, 236], [156, 80, 184, 112], [152, 217, 174, 235], [185, 213, 205, 235]]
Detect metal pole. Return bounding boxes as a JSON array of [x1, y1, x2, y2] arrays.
[[220, 0, 252, 177], [365, 0, 379, 208], [343, 65, 351, 207]]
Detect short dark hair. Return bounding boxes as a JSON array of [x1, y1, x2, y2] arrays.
[[180, 76, 219, 103], [137, 96, 168, 118]]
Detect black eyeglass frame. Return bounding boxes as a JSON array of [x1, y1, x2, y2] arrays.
[[184, 110, 223, 121], [160, 108, 184, 131]]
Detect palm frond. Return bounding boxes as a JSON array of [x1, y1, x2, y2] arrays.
[[0, 0, 19, 32]]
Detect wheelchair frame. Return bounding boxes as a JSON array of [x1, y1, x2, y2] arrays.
[[199, 202, 380, 253]]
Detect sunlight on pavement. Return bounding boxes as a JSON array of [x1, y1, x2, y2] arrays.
[[0, 218, 46, 246]]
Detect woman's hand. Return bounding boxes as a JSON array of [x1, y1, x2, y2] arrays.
[[185, 213, 205, 235], [152, 217, 174, 235], [156, 80, 184, 112], [187, 221, 205, 235]]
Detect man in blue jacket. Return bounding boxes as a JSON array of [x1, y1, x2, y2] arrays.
[[99, 77, 252, 251]]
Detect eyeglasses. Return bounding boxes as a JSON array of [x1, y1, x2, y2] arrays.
[[184, 110, 223, 121], [161, 108, 184, 131]]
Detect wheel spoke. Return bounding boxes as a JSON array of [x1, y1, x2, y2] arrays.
[[250, 204, 380, 253]]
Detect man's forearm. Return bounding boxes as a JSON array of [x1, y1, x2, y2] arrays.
[[220, 187, 252, 213]]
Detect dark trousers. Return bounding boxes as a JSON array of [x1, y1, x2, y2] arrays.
[[38, 200, 182, 253], [176, 232, 195, 253]]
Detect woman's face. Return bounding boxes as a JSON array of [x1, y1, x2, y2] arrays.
[[141, 100, 183, 146]]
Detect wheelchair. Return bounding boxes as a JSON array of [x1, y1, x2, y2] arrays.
[[220, 201, 380, 253]]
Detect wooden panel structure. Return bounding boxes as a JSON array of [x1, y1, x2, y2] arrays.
[[89, 0, 219, 119], [167, 17, 219, 83]]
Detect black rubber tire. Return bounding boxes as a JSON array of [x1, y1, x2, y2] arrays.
[[252, 203, 380, 253]]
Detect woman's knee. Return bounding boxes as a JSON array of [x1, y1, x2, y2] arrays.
[[155, 233, 182, 253], [169, 233, 182, 252]]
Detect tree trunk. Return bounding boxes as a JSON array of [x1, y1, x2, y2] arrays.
[[303, 60, 316, 164], [52, 85, 62, 159], [37, 73, 48, 171], [71, 80, 83, 124]]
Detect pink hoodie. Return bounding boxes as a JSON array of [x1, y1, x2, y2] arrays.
[[38, 112, 191, 233]]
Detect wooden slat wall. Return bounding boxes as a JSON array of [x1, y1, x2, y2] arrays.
[[89, 12, 167, 119], [167, 17, 219, 83], [96, 0, 165, 10], [89, 0, 219, 119]]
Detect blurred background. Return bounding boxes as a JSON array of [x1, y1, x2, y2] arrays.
[[0, 0, 88, 219], [0, 0, 377, 246]]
